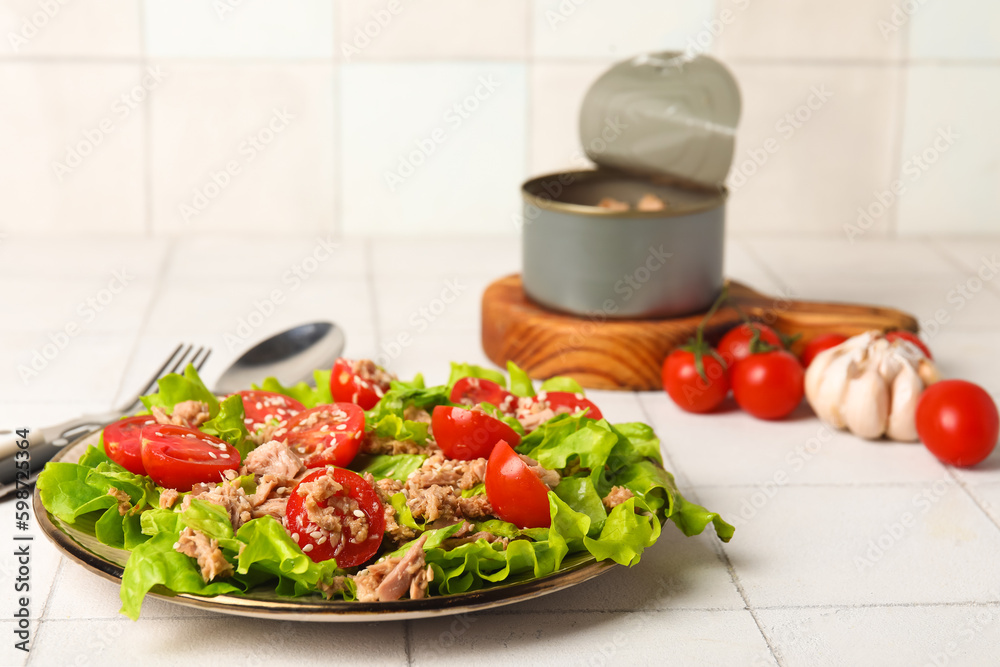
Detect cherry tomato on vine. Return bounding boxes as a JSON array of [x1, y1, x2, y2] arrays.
[[661, 349, 729, 413], [718, 323, 784, 371], [731, 351, 804, 420], [916, 380, 998, 467], [800, 333, 848, 368], [886, 331, 933, 359]]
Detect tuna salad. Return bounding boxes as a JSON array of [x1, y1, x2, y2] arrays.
[[37, 359, 733, 619]]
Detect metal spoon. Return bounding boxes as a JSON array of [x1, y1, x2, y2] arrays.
[[0, 321, 345, 497]]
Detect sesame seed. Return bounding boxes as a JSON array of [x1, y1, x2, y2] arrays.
[[352, 509, 365, 517], [172, 542, 180, 550], [255, 402, 263, 410], [310, 531, 323, 539], [208, 452, 217, 459], [335, 424, 346, 431], [316, 536, 327, 545], [302, 544, 314, 553], [291, 533, 300, 541]]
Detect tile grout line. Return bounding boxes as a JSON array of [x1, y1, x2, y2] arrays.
[[364, 238, 383, 350], [404, 620, 413, 666], [885, 9, 911, 239], [944, 467, 1000, 536], [138, 0, 152, 237], [108, 239, 177, 406], [636, 395, 783, 664], [332, 5, 341, 238]]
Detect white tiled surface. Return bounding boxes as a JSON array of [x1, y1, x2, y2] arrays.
[[3, 235, 1000, 667]]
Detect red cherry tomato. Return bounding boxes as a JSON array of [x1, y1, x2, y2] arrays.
[[800, 333, 848, 368], [535, 391, 603, 420], [329, 358, 392, 410], [139, 424, 240, 491], [731, 351, 804, 420], [284, 403, 365, 469], [886, 331, 933, 359], [431, 406, 521, 460], [916, 380, 998, 467], [718, 323, 784, 371], [661, 349, 729, 414], [484, 440, 551, 529], [450, 377, 515, 412], [236, 390, 305, 433], [285, 468, 385, 567], [103, 415, 157, 475]]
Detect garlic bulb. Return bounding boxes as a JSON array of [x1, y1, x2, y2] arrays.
[[804, 331, 939, 441]]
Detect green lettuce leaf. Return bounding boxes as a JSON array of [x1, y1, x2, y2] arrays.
[[366, 412, 430, 445], [539, 376, 586, 395], [583, 497, 661, 566], [446, 362, 506, 390], [200, 394, 253, 459], [506, 361, 536, 398], [356, 454, 427, 482], [252, 369, 333, 409], [140, 364, 219, 416]]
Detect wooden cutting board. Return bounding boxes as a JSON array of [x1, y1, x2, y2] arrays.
[[481, 275, 919, 391]]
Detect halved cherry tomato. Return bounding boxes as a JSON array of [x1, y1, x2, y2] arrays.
[[236, 390, 305, 433], [139, 424, 240, 491], [886, 330, 933, 359], [661, 349, 729, 414], [484, 440, 551, 529], [449, 377, 514, 412], [800, 333, 848, 368], [431, 405, 521, 460], [717, 323, 784, 372], [731, 350, 804, 420], [329, 358, 392, 410], [103, 415, 157, 475], [916, 380, 998, 467], [284, 403, 365, 469], [536, 391, 603, 420], [286, 467, 385, 566]]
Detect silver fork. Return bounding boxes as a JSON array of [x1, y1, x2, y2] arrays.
[[0, 344, 211, 496]]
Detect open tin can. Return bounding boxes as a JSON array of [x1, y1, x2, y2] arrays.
[[521, 52, 741, 320]]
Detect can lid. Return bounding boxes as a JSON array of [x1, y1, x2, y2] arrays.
[[579, 52, 741, 190]]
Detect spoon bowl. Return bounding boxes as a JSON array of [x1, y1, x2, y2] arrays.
[[214, 322, 346, 394]]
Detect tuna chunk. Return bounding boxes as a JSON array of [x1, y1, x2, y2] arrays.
[[294, 469, 369, 551], [152, 400, 211, 429], [107, 487, 131, 516], [518, 454, 561, 490], [361, 433, 425, 456], [403, 454, 494, 524], [158, 488, 179, 509], [174, 527, 233, 583], [242, 440, 304, 483], [602, 485, 634, 510], [354, 534, 431, 602], [184, 478, 254, 530]]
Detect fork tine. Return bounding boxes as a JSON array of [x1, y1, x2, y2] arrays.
[[134, 343, 185, 398], [191, 346, 212, 373], [166, 344, 194, 376]]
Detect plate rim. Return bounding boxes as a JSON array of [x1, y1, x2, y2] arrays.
[[34, 432, 618, 621]]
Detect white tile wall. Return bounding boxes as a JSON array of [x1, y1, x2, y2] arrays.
[[143, 0, 335, 59], [715, 0, 906, 61], [909, 0, 1000, 60], [0, 0, 997, 236], [0, 0, 141, 57], [896, 66, 1000, 236], [148, 62, 336, 234], [338, 0, 529, 60], [340, 62, 526, 235]]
